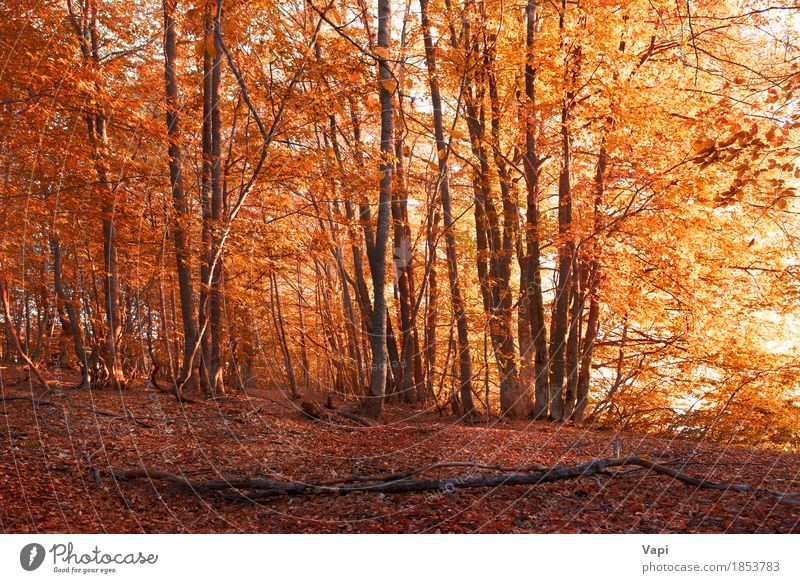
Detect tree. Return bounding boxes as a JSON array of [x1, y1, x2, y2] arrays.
[[0, 0, 798, 446], [362, 0, 395, 418], [162, 0, 199, 396]]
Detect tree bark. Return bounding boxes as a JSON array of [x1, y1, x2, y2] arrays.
[[70, 0, 126, 388], [424, 205, 439, 405], [296, 265, 311, 392], [485, 34, 523, 417], [50, 237, 91, 389], [324, 115, 366, 392], [270, 271, 298, 399], [362, 0, 394, 418], [550, 4, 581, 421], [419, 0, 475, 417], [163, 0, 199, 396], [564, 255, 581, 418], [459, 10, 520, 418], [392, 117, 423, 403], [523, 0, 550, 420], [574, 143, 608, 424], [208, 0, 225, 395], [198, 0, 214, 395]]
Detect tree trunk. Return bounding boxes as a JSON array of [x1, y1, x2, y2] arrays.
[[550, 6, 581, 421], [523, 0, 550, 420], [419, 0, 475, 417], [517, 258, 535, 412], [208, 0, 225, 395], [198, 0, 214, 395], [296, 265, 311, 392], [97, 123, 124, 385], [337, 110, 374, 340], [316, 124, 365, 391], [163, 0, 199, 395], [362, 0, 394, 419], [391, 118, 423, 403], [73, 1, 126, 388], [460, 13, 520, 419], [485, 34, 523, 417], [50, 237, 91, 389], [574, 143, 608, 424], [270, 271, 298, 399], [564, 255, 582, 418], [0, 274, 51, 391], [549, 100, 573, 421], [424, 205, 439, 405], [327, 114, 373, 391], [385, 309, 401, 394]]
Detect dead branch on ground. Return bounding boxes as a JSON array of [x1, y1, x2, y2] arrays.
[[111, 455, 800, 505]]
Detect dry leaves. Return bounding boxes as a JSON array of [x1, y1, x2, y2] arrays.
[[1, 367, 797, 534]]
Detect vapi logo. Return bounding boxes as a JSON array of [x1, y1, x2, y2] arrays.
[[20, 543, 46, 571]]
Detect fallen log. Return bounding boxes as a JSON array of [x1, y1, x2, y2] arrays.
[[112, 455, 800, 505], [314, 460, 549, 486]]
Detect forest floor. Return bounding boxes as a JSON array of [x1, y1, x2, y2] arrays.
[[1, 365, 798, 533]]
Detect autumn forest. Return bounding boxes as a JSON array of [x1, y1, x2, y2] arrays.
[[1, 0, 799, 534]]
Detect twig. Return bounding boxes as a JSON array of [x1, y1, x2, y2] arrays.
[[77, 405, 120, 419]]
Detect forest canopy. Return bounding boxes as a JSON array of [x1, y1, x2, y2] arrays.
[[1, 0, 799, 449]]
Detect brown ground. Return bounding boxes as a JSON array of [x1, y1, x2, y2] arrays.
[[1, 365, 798, 533]]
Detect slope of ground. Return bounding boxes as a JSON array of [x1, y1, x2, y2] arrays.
[[1, 366, 798, 533]]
